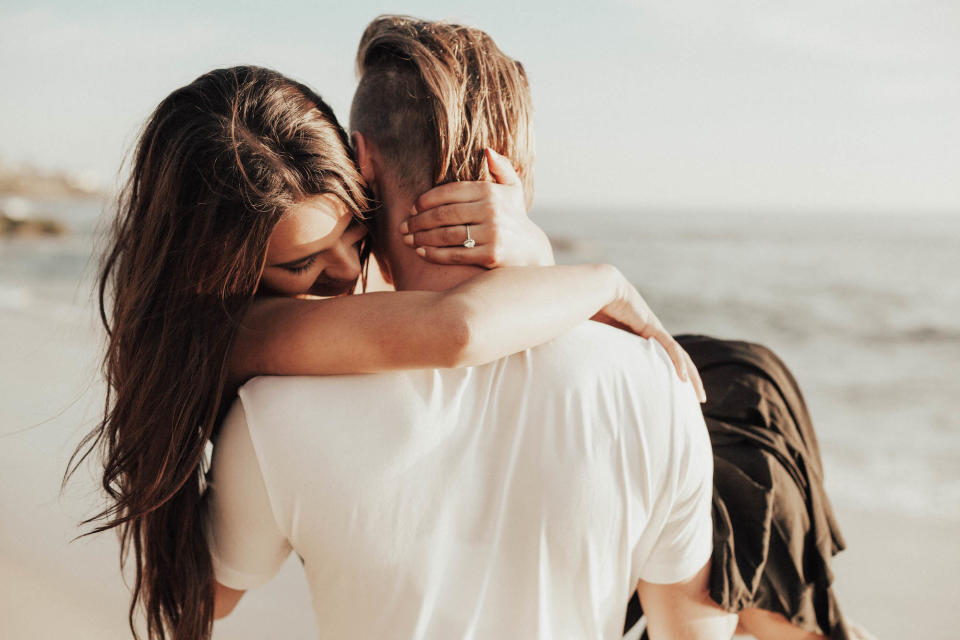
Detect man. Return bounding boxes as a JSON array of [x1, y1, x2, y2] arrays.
[[206, 16, 736, 639]]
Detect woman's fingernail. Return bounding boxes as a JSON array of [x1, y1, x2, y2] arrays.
[[402, 234, 414, 246], [399, 221, 409, 234], [415, 247, 426, 257]]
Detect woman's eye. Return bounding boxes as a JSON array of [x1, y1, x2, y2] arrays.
[[284, 255, 317, 275]]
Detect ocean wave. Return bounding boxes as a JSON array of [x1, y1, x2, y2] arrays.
[[823, 451, 960, 524], [884, 325, 960, 344], [653, 291, 960, 347], [832, 324, 960, 347]]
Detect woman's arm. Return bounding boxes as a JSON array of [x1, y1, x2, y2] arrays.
[[231, 263, 704, 400]]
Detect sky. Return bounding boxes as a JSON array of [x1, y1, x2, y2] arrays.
[[1, 0, 957, 214]]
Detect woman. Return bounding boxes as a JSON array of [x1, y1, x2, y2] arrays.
[[71, 66, 701, 640]]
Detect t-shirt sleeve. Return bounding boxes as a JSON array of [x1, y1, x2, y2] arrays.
[[205, 400, 292, 590], [635, 378, 714, 584]]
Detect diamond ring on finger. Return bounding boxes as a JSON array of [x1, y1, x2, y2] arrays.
[[462, 224, 476, 248]]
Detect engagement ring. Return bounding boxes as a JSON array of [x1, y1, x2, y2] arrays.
[[462, 224, 476, 248]]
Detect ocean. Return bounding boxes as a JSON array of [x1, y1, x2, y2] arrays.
[[540, 207, 960, 524], [2, 198, 959, 524]]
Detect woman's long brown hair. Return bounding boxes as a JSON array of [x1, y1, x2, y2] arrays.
[[67, 66, 368, 639]]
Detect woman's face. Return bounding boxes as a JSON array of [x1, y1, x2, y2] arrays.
[[259, 193, 366, 297]]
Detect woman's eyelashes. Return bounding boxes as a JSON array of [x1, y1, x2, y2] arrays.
[[284, 254, 319, 275]]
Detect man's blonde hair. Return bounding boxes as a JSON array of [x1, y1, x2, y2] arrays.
[[350, 15, 535, 208]]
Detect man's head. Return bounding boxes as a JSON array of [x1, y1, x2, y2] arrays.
[[349, 15, 535, 289]]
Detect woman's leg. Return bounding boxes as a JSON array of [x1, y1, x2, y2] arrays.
[[738, 608, 877, 640], [737, 607, 826, 640]]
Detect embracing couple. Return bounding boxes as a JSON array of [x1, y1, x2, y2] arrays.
[[78, 15, 866, 640]]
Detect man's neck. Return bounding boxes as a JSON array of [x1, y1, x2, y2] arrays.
[[377, 195, 484, 292]]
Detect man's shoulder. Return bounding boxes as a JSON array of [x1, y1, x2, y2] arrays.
[[241, 368, 431, 402], [237, 368, 436, 433], [532, 321, 675, 379], [547, 320, 656, 351]]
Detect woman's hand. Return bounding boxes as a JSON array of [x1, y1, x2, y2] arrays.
[[401, 148, 554, 268], [593, 266, 707, 402]]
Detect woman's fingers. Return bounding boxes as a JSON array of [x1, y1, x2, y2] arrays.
[[406, 151, 526, 262], [661, 336, 689, 382], [404, 201, 490, 234], [597, 278, 705, 401], [404, 223, 491, 248], [414, 181, 494, 213], [484, 148, 521, 186], [651, 330, 706, 402], [415, 244, 497, 268], [411, 149, 518, 213], [685, 350, 707, 403]]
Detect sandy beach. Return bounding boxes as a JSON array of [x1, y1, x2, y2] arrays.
[[1, 241, 958, 640]]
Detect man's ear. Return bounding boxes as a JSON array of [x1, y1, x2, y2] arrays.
[[351, 131, 377, 193]]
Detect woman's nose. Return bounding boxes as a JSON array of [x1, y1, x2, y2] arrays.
[[323, 239, 362, 281]]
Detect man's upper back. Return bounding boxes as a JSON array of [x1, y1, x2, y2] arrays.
[[207, 322, 713, 639]]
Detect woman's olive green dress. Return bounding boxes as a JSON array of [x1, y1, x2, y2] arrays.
[[624, 336, 849, 639]]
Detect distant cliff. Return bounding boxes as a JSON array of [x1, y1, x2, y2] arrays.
[[0, 161, 105, 200], [0, 213, 66, 236]]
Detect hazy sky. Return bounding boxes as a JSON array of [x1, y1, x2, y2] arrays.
[[1, 0, 957, 214]]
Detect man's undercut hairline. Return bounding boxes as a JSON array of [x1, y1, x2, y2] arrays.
[[349, 15, 536, 207]]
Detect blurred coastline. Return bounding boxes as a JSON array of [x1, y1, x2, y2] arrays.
[[1, 195, 958, 638], [0, 161, 106, 238], [0, 161, 104, 200]]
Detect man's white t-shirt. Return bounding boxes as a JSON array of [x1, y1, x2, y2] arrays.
[[206, 322, 713, 639]]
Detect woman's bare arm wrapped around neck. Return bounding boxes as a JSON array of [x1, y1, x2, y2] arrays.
[[230, 264, 704, 400]]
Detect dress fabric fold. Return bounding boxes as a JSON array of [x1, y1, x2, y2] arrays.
[[623, 335, 849, 640]]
